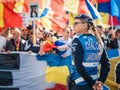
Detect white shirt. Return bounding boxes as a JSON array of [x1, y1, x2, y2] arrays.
[[58, 37, 72, 56], [0, 36, 7, 50], [117, 40, 120, 48]]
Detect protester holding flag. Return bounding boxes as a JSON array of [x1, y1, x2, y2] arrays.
[[55, 26, 72, 58], [38, 31, 57, 55], [69, 14, 110, 90]]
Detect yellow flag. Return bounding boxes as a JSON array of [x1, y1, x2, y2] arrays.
[[100, 12, 109, 25], [68, 12, 77, 26], [40, 17, 52, 30], [63, 0, 79, 14]]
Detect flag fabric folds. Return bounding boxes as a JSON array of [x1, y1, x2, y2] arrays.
[[0, 2, 22, 28], [96, 0, 109, 3], [85, 0, 101, 19], [98, 0, 120, 23], [108, 15, 120, 26], [1, 0, 120, 31], [63, 0, 79, 14]]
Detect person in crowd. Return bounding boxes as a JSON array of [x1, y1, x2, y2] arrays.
[[20, 26, 29, 40], [96, 25, 110, 49], [109, 28, 120, 49], [108, 26, 116, 35], [55, 26, 72, 58], [0, 28, 9, 52], [26, 28, 43, 53], [35, 28, 43, 45], [38, 31, 56, 55], [5, 28, 26, 53], [68, 14, 110, 90]]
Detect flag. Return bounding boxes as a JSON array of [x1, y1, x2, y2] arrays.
[[38, 0, 68, 31], [0, 2, 22, 28], [100, 13, 109, 23], [98, 0, 120, 19], [63, 0, 79, 14], [85, 0, 101, 19], [14, 1, 29, 13], [50, 14, 68, 30], [78, 0, 91, 15], [108, 15, 120, 26], [50, 0, 65, 16], [0, 52, 70, 90], [40, 17, 52, 30], [96, 0, 109, 3], [98, 0, 120, 25], [0, 49, 120, 90], [68, 12, 77, 26]]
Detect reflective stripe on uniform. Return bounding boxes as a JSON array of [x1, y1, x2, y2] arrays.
[[82, 62, 99, 67], [75, 74, 98, 84], [72, 61, 99, 67]]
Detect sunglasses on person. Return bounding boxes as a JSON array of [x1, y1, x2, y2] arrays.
[[73, 22, 83, 26], [21, 29, 27, 32]]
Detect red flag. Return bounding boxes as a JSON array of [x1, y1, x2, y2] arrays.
[[46, 84, 66, 90], [78, 0, 95, 15], [50, 0, 64, 16], [2, 3, 22, 27], [108, 15, 120, 26], [50, 14, 68, 30], [97, 0, 110, 3]]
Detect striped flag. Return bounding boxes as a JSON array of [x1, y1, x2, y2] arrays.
[[85, 0, 101, 19], [0, 52, 70, 90], [98, 0, 120, 25]]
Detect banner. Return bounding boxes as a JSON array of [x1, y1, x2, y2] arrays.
[[0, 49, 119, 90], [0, 52, 56, 90]]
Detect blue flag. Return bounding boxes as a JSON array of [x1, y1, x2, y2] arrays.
[[98, 0, 120, 21]]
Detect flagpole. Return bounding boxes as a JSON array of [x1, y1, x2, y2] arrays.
[[111, 16, 114, 30], [33, 20, 36, 46]]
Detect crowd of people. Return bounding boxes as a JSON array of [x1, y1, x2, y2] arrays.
[[0, 14, 120, 90]]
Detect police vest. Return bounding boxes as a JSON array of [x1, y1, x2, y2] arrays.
[[71, 34, 102, 86]]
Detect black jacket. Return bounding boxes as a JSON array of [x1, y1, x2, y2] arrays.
[[5, 38, 25, 51], [109, 38, 118, 49]]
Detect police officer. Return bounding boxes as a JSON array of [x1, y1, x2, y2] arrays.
[[69, 14, 110, 90]]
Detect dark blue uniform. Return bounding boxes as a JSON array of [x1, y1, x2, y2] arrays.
[[70, 34, 110, 90]]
